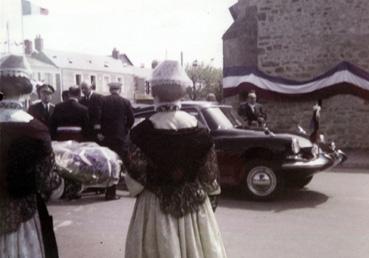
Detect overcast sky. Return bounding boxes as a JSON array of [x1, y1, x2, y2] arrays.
[[0, 0, 237, 67]]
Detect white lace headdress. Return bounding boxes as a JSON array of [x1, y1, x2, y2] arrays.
[[0, 54, 32, 79], [150, 60, 192, 102]]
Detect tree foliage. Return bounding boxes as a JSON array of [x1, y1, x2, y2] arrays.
[[185, 62, 223, 101]]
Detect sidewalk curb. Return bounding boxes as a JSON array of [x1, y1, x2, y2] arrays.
[[331, 167, 369, 173]]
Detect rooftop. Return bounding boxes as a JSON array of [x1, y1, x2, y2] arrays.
[[26, 55, 59, 70], [42, 49, 129, 74]]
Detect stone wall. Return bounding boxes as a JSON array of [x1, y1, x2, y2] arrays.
[[256, 0, 369, 80], [225, 95, 369, 149], [225, 0, 369, 78], [223, 0, 369, 149], [223, 5, 258, 68], [265, 95, 369, 149]]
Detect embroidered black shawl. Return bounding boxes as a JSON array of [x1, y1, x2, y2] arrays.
[[0, 119, 60, 234], [128, 119, 220, 217]]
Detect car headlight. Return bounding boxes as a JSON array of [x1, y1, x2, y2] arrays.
[[291, 138, 300, 154], [311, 144, 320, 157]]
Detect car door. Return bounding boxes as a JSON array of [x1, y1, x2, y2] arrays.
[[182, 107, 236, 184], [181, 107, 209, 129], [202, 107, 245, 186]]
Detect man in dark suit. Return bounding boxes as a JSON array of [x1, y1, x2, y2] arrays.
[[50, 86, 89, 200], [100, 82, 134, 200], [50, 86, 89, 142], [238, 91, 267, 127], [61, 90, 69, 102], [28, 84, 55, 128], [79, 81, 104, 142]]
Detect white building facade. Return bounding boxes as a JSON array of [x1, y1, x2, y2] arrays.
[[27, 36, 144, 102]]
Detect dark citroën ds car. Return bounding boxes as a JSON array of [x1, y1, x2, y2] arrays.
[[133, 101, 346, 201]]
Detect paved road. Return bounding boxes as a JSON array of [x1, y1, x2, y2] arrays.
[[49, 170, 369, 258]]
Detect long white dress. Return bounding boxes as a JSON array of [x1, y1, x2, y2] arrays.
[[0, 212, 45, 258], [124, 110, 227, 258]]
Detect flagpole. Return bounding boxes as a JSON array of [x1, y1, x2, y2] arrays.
[[6, 21, 10, 53], [20, 0, 25, 53]]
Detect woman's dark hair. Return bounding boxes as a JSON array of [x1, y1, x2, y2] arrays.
[[0, 76, 33, 98], [151, 84, 186, 102]]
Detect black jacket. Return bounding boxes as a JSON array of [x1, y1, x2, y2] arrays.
[[238, 102, 267, 125], [79, 92, 103, 139], [101, 94, 134, 141], [49, 99, 89, 141], [28, 102, 55, 128]]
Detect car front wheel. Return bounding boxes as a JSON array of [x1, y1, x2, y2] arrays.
[[243, 160, 284, 201]]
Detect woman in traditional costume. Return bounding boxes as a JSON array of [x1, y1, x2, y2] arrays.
[[124, 60, 227, 258], [0, 54, 60, 258]]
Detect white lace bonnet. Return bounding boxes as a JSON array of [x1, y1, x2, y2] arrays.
[[0, 54, 32, 79], [150, 60, 192, 101]]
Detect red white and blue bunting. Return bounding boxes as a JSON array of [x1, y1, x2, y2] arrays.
[[223, 62, 369, 101]]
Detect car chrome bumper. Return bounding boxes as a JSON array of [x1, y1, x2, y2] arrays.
[[324, 149, 347, 170], [282, 149, 346, 171]]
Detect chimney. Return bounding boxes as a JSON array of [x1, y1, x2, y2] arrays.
[[151, 60, 159, 69], [24, 39, 33, 55], [35, 35, 44, 52], [112, 48, 119, 59], [118, 53, 126, 60]]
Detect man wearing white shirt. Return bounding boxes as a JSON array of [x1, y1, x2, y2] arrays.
[[238, 91, 267, 127], [80, 81, 104, 142]]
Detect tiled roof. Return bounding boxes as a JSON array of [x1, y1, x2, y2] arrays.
[[26, 55, 59, 70], [43, 49, 129, 74]]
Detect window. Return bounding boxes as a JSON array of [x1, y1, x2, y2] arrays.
[[75, 74, 82, 85], [104, 75, 110, 85], [182, 108, 206, 127], [202, 107, 244, 130], [44, 73, 53, 84], [145, 81, 151, 95], [90, 75, 96, 88], [133, 110, 155, 128]]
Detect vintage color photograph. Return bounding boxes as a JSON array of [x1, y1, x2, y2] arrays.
[[0, 0, 368, 257]]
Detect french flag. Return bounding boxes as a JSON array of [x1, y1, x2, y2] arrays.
[[22, 0, 49, 16]]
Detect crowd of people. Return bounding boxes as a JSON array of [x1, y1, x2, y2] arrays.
[[0, 55, 227, 258], [28, 78, 134, 200]]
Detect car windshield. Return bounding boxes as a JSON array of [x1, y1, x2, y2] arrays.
[[203, 107, 245, 130]]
